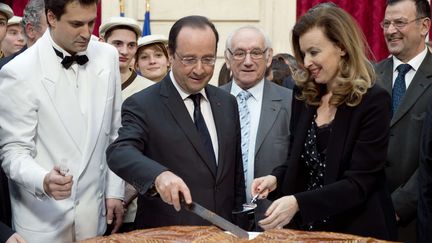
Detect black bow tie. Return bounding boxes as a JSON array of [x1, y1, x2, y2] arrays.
[[53, 48, 89, 69]]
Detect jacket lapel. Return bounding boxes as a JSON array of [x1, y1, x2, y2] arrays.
[[377, 59, 393, 96], [255, 81, 282, 155], [39, 31, 84, 153], [206, 87, 227, 182], [161, 77, 217, 177], [324, 105, 352, 183], [81, 62, 109, 170]]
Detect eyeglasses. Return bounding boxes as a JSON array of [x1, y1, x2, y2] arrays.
[[227, 48, 268, 60], [175, 52, 216, 66], [380, 17, 426, 30]]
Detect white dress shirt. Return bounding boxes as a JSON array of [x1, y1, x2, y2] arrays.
[[392, 46, 427, 89]]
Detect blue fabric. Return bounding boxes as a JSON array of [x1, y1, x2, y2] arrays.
[[143, 11, 151, 36], [236, 90, 252, 180], [392, 64, 411, 114]]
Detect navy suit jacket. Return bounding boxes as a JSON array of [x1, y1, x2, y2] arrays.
[[418, 98, 432, 243], [107, 75, 245, 228], [376, 51, 432, 224]]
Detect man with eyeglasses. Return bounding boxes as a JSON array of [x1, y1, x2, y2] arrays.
[[220, 26, 292, 230], [375, 0, 432, 242], [107, 15, 246, 229]]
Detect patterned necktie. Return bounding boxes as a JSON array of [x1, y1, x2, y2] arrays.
[[53, 48, 89, 69], [236, 90, 252, 180], [189, 93, 216, 164], [392, 64, 411, 115]]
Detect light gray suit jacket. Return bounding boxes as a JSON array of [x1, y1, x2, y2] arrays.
[[376, 51, 432, 239], [220, 80, 292, 178], [221, 80, 292, 228]]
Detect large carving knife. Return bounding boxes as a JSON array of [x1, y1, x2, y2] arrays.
[[182, 201, 249, 239]]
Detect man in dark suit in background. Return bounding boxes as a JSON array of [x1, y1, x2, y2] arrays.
[[375, 0, 432, 242], [220, 26, 292, 203], [418, 98, 432, 243], [107, 15, 245, 229]]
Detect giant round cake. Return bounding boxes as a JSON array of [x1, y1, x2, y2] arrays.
[[78, 226, 394, 242]]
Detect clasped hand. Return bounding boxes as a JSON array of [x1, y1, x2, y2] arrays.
[[258, 195, 299, 230], [43, 165, 73, 200], [251, 175, 299, 229]]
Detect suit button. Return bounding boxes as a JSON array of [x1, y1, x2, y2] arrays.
[[214, 186, 219, 192], [99, 192, 103, 198], [100, 164, 104, 170]]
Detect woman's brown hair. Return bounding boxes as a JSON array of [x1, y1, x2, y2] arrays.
[[292, 3, 375, 107]]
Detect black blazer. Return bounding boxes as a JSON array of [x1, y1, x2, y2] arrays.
[[418, 98, 432, 243], [107, 75, 245, 228], [271, 84, 397, 240], [0, 167, 13, 243]]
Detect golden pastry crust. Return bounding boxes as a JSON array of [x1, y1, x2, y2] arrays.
[[78, 226, 395, 243]]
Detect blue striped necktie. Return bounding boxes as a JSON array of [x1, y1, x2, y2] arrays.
[[392, 64, 411, 114], [237, 90, 252, 180]]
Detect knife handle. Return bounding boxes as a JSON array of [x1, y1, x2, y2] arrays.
[[180, 194, 194, 211]]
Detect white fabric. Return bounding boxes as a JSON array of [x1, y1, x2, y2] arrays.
[[0, 29, 124, 242], [122, 72, 154, 100], [392, 46, 427, 89]]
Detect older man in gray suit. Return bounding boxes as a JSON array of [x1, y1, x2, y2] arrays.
[[375, 0, 432, 242], [220, 26, 292, 209]]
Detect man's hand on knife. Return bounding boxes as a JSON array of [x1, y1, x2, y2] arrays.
[[155, 171, 192, 211]]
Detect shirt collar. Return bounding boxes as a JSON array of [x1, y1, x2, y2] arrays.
[[231, 78, 265, 101], [169, 71, 208, 101], [392, 46, 427, 72]]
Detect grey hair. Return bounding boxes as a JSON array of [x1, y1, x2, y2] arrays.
[[225, 25, 272, 51], [21, 0, 45, 39]]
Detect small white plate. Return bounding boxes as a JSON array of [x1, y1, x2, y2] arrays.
[[225, 231, 261, 240]]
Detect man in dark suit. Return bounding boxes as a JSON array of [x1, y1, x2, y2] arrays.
[[375, 0, 432, 242], [106, 15, 245, 229], [220, 26, 292, 203], [418, 98, 432, 243]]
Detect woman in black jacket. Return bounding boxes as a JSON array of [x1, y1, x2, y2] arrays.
[[251, 3, 397, 240]]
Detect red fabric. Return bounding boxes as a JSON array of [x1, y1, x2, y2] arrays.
[[94, 2, 101, 37], [296, 0, 389, 62], [2, 0, 101, 36]]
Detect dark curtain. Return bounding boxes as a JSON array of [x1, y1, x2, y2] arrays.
[[296, 0, 388, 62], [3, 0, 101, 36]]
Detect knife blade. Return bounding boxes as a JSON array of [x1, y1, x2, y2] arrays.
[[182, 200, 249, 239]]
